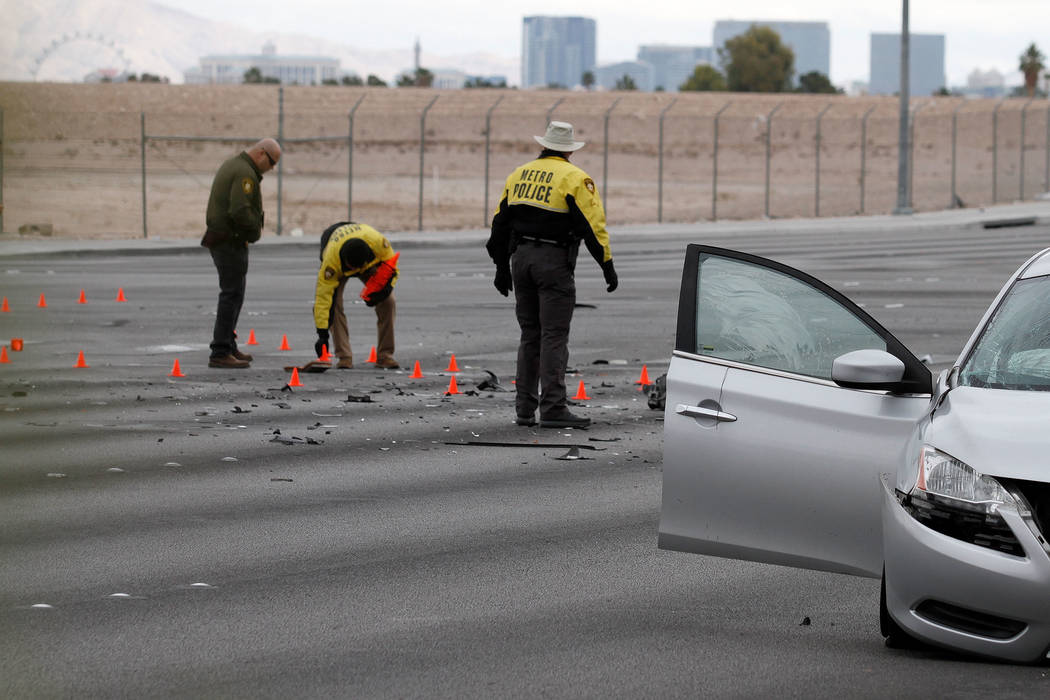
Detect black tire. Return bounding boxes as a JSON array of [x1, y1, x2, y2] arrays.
[[880, 568, 922, 649]]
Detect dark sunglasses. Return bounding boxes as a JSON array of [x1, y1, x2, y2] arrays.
[[263, 150, 277, 167]]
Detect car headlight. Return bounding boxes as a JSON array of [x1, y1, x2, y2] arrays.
[[915, 446, 1016, 512], [899, 446, 1024, 556]]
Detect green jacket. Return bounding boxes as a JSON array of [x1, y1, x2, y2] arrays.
[[205, 152, 264, 245]]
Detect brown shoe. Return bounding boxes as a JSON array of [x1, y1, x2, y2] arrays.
[[336, 358, 354, 369], [375, 358, 400, 369], [232, 350, 254, 362], [209, 354, 250, 369]]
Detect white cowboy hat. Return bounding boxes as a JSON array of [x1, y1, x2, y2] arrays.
[[534, 121, 585, 152]]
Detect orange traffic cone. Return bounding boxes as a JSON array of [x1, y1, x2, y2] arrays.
[[287, 367, 302, 387], [0, 346, 9, 364], [77, 289, 87, 304], [367, 346, 377, 363], [318, 344, 332, 362], [246, 328, 258, 345], [279, 334, 291, 351], [1, 297, 8, 312], [115, 287, 127, 302], [446, 354, 460, 372], [38, 293, 47, 308], [635, 365, 652, 388], [169, 358, 185, 377], [410, 360, 424, 378], [445, 375, 460, 395], [74, 350, 89, 368], [572, 380, 592, 400]]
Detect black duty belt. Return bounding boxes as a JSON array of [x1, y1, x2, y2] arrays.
[[519, 235, 570, 248]]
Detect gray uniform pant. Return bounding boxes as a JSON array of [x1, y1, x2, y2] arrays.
[[330, 276, 396, 364], [511, 241, 576, 419]]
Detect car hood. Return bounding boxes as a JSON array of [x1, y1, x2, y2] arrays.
[[926, 386, 1049, 483]]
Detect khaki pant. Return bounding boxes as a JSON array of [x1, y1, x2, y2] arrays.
[[330, 277, 396, 363]]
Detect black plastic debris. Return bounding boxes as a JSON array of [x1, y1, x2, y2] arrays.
[[231, 406, 251, 413], [346, 394, 373, 403], [647, 373, 667, 410], [588, 437, 621, 442], [799, 616, 811, 626], [476, 370, 509, 393], [445, 440, 602, 451], [592, 359, 609, 364], [270, 435, 323, 446], [270, 477, 294, 482], [574, 302, 597, 309]]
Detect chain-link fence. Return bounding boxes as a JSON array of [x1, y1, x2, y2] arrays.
[[1, 83, 1048, 238]]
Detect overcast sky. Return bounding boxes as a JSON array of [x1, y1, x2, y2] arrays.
[[165, 0, 1047, 86]]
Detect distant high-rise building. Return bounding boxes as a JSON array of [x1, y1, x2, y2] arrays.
[[965, 67, 1006, 98], [594, 61, 655, 91], [869, 33, 945, 96], [713, 20, 830, 84], [522, 16, 596, 89], [637, 45, 714, 92]]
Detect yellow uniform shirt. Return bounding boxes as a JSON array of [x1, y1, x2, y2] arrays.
[[314, 223, 397, 329], [488, 155, 612, 268]]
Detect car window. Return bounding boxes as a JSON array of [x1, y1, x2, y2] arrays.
[[695, 254, 887, 380], [960, 275, 1050, 391]]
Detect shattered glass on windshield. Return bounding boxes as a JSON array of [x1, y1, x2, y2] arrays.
[[960, 275, 1050, 391]]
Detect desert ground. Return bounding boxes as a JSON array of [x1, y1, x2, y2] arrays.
[[1, 82, 1048, 238]]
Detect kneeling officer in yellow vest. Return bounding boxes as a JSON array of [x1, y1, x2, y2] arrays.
[[314, 222, 400, 369]]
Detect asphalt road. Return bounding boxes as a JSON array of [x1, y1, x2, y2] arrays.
[[2, 220, 1050, 698]]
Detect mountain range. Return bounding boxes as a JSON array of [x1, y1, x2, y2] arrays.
[[0, 0, 519, 84]]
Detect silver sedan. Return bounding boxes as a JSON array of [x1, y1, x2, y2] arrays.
[[659, 244, 1050, 663]]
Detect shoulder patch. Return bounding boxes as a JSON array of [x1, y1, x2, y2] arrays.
[[584, 178, 595, 194], [323, 266, 338, 280], [242, 178, 253, 195]]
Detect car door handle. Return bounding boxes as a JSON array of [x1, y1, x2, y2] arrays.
[[674, 404, 737, 422]]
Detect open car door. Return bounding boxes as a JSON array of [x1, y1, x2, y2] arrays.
[[659, 245, 933, 578]]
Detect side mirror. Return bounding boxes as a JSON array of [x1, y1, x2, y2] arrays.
[[832, 349, 906, 391]]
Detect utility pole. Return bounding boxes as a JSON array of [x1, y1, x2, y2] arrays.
[[894, 0, 912, 214]]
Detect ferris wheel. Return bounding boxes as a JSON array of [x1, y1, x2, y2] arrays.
[[32, 31, 131, 80]]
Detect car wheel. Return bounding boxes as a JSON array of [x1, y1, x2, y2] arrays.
[[880, 568, 921, 649]]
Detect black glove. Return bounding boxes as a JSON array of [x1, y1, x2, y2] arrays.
[[494, 265, 512, 297], [315, 328, 330, 358], [601, 259, 618, 293]]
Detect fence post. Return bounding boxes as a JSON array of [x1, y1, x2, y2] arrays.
[[991, 97, 1006, 203], [418, 95, 439, 231], [1046, 102, 1050, 194], [765, 103, 783, 219], [950, 101, 965, 208], [140, 112, 147, 238], [1020, 98, 1034, 200], [814, 103, 832, 217], [546, 97, 564, 127], [347, 94, 365, 221], [0, 108, 4, 234], [859, 104, 876, 214], [276, 86, 284, 236], [602, 97, 621, 210], [483, 95, 504, 225], [908, 101, 927, 209], [712, 102, 731, 220], [657, 97, 677, 223]]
